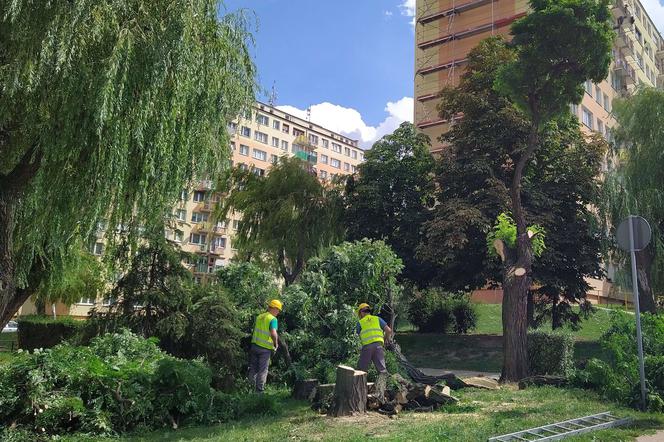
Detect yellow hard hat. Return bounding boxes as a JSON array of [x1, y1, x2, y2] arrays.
[[357, 303, 371, 316], [268, 299, 283, 311]]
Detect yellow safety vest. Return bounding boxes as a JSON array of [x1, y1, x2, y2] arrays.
[[359, 314, 384, 346], [252, 312, 276, 350]]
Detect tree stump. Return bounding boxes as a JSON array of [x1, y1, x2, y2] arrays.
[[292, 379, 319, 401], [329, 365, 367, 417]]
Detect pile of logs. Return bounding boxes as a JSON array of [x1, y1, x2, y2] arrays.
[[368, 373, 459, 415]]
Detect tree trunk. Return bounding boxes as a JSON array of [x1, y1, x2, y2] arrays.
[[501, 263, 531, 382], [551, 295, 562, 330], [635, 248, 656, 313], [0, 190, 19, 330], [527, 291, 535, 328], [329, 365, 367, 417]]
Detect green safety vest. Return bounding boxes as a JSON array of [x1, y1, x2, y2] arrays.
[[359, 314, 384, 346], [252, 312, 276, 350]]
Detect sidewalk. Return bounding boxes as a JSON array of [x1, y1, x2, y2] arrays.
[[636, 431, 664, 441]]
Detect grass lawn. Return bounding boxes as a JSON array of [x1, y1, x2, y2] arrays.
[[0, 332, 17, 365], [64, 387, 664, 442], [396, 304, 625, 372]]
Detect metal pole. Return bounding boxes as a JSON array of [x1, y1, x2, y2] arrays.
[[628, 215, 647, 410]]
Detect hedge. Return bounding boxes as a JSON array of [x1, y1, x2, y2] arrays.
[[17, 316, 84, 351], [527, 329, 574, 377]]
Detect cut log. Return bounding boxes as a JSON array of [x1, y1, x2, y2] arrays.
[[292, 379, 319, 401], [329, 365, 367, 417], [428, 385, 459, 404], [367, 394, 382, 410], [461, 377, 500, 390], [367, 382, 375, 394]]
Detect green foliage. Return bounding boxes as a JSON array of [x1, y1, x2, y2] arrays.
[[486, 213, 546, 258], [575, 313, 664, 411], [495, 0, 613, 122], [407, 289, 477, 334], [16, 315, 84, 351], [0, 0, 255, 299], [0, 330, 274, 437], [86, 237, 244, 377], [219, 157, 343, 285], [344, 122, 436, 285], [527, 330, 574, 377]]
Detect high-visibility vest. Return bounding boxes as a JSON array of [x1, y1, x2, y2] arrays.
[[252, 312, 276, 350], [359, 315, 384, 346]]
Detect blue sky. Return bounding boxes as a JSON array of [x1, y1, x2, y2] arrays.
[[222, 0, 416, 147]]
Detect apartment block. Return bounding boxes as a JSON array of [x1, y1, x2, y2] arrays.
[[415, 0, 664, 303], [415, 0, 664, 152], [22, 101, 364, 318]]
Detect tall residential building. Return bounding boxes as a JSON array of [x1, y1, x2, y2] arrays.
[[415, 0, 664, 152], [414, 0, 664, 303], [19, 101, 364, 318]]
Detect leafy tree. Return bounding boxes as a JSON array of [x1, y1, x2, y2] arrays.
[[0, 0, 255, 328], [491, 0, 612, 381], [344, 122, 436, 285], [603, 88, 664, 312], [219, 157, 343, 285]]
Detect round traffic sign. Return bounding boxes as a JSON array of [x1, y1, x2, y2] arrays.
[[617, 216, 652, 252]]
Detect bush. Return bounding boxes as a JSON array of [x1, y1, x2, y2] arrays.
[[0, 330, 275, 438], [16, 315, 84, 350], [574, 312, 664, 411], [408, 289, 477, 333], [527, 329, 574, 377]]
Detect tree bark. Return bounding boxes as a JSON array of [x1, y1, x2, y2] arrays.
[[635, 248, 657, 313], [292, 379, 319, 401], [329, 365, 367, 417]]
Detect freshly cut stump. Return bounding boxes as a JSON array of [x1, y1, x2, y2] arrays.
[[329, 365, 367, 417], [293, 379, 320, 401]]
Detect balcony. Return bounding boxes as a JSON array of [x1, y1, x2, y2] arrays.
[[656, 45, 664, 63]]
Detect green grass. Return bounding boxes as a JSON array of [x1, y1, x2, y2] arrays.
[[60, 388, 663, 442]]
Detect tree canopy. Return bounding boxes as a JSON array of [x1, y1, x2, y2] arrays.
[[0, 0, 256, 327]]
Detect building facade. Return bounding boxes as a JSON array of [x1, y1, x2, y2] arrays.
[[414, 0, 664, 303], [19, 101, 364, 318]]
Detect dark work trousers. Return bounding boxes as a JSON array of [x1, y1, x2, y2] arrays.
[[357, 341, 387, 373], [248, 344, 273, 392]]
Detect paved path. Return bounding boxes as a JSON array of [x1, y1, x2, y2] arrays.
[[418, 367, 500, 380], [636, 430, 664, 441]]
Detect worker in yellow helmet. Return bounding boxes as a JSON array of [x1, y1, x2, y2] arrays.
[[356, 303, 392, 374], [248, 299, 282, 393]]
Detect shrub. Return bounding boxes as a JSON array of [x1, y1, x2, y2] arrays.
[[574, 312, 664, 411], [527, 329, 574, 377], [16, 316, 84, 351], [408, 289, 477, 333]]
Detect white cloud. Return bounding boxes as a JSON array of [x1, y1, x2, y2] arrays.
[[641, 0, 664, 34], [277, 97, 414, 149], [384, 10, 393, 17], [399, 0, 416, 27]]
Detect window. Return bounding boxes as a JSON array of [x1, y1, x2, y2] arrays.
[[228, 122, 237, 134], [603, 94, 610, 111], [102, 297, 116, 306], [256, 114, 269, 125], [351, 150, 357, 159], [359, 152, 364, 161], [192, 191, 205, 202], [92, 242, 104, 256], [78, 297, 95, 305], [581, 107, 593, 129], [180, 190, 189, 201], [272, 137, 279, 147], [344, 147, 351, 156], [282, 123, 290, 134], [344, 162, 350, 172], [320, 170, 328, 179], [597, 119, 604, 135], [213, 237, 227, 249], [351, 165, 357, 173], [320, 154, 328, 164], [239, 144, 249, 156], [255, 131, 268, 144], [233, 219, 240, 230], [174, 230, 184, 242], [330, 158, 341, 169], [252, 167, 265, 177], [230, 141, 236, 152], [595, 86, 602, 105], [273, 120, 281, 130], [239, 163, 248, 171], [190, 233, 207, 244], [322, 139, 329, 148], [584, 80, 593, 96], [191, 212, 209, 223], [281, 140, 289, 151], [308, 134, 319, 145], [332, 143, 342, 153], [293, 128, 305, 137], [241, 126, 251, 137], [271, 154, 279, 164], [252, 149, 267, 161], [176, 209, 186, 221]]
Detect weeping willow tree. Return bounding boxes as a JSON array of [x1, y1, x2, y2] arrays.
[[0, 0, 256, 328], [218, 157, 344, 286], [602, 88, 664, 312]]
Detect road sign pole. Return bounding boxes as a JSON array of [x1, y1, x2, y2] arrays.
[[628, 215, 647, 411]]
